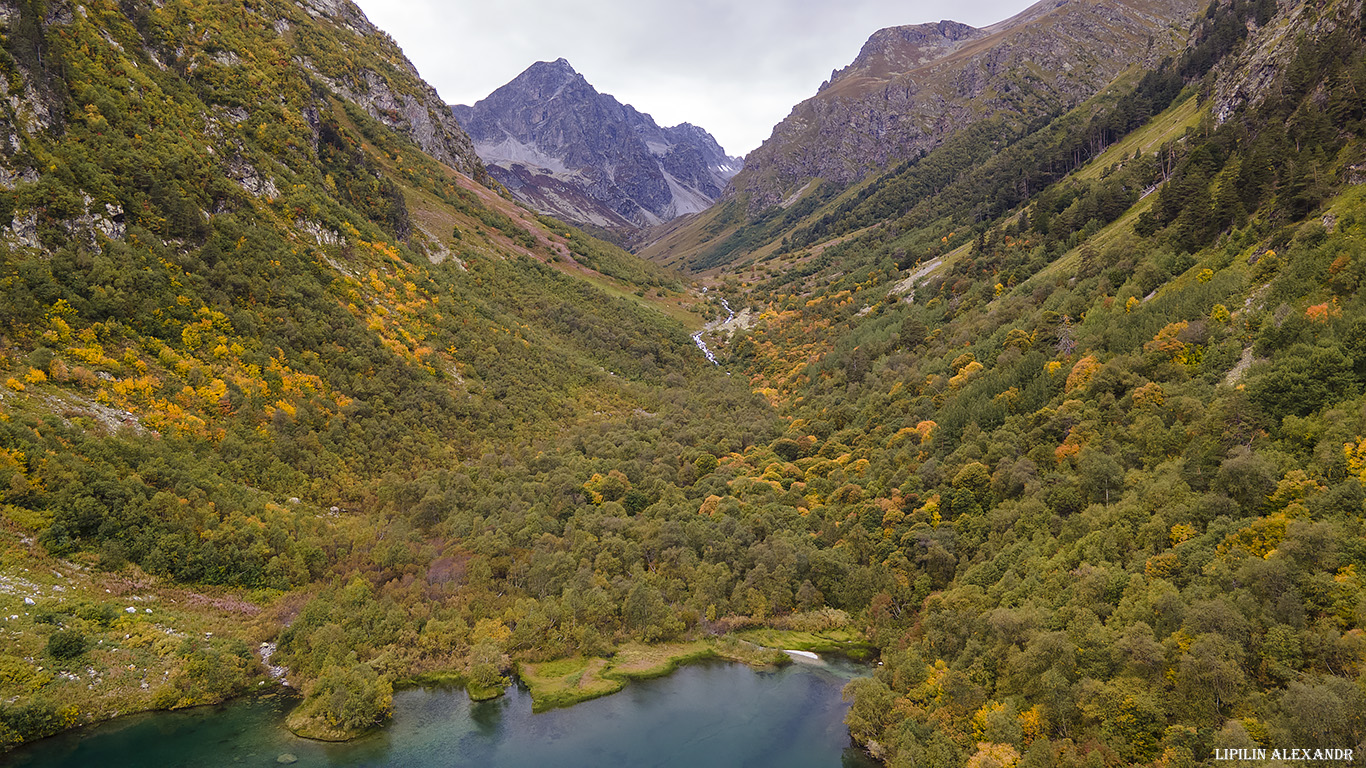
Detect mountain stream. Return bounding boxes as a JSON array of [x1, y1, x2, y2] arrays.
[[692, 295, 735, 365]]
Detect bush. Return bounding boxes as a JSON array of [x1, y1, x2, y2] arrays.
[[75, 602, 118, 626], [46, 629, 88, 660], [0, 699, 73, 743], [310, 663, 393, 732]]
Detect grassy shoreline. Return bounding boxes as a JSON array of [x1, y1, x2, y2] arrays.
[[517, 637, 791, 712], [4, 629, 863, 752], [731, 628, 878, 662]]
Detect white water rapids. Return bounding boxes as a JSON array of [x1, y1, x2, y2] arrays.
[[692, 297, 734, 365]]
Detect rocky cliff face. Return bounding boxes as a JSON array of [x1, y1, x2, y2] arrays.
[[730, 0, 1201, 213], [452, 59, 741, 230], [289, 0, 487, 183], [1212, 0, 1364, 124]]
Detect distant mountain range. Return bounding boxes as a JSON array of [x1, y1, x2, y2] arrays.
[[451, 59, 742, 232]]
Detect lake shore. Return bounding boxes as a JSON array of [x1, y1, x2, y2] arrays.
[[730, 628, 878, 662], [516, 636, 793, 711], [4, 654, 878, 768], [2, 627, 871, 753]]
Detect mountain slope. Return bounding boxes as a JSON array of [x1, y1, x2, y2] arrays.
[[665, 0, 1366, 764], [728, 0, 1201, 214], [0, 0, 772, 746], [452, 59, 742, 231]]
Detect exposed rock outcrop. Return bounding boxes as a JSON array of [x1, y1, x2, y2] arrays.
[[290, 1, 487, 183], [1212, 0, 1364, 125]]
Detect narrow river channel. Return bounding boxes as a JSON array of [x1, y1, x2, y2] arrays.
[[692, 295, 735, 365]]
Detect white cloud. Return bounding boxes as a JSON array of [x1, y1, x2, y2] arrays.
[[352, 0, 1039, 156]]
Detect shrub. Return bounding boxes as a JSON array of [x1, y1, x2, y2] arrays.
[[46, 630, 88, 660]]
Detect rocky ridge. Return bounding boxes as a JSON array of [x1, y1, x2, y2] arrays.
[[730, 0, 1202, 213], [452, 59, 741, 230], [287, 0, 486, 182]]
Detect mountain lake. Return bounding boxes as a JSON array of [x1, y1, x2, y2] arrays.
[[6, 655, 878, 767]]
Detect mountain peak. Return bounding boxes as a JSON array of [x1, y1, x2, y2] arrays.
[[451, 63, 742, 231], [847, 19, 981, 76], [501, 57, 588, 96], [532, 57, 578, 75]]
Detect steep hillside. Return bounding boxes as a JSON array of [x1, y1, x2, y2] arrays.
[[668, 0, 1366, 764], [0, 0, 774, 748], [726, 0, 1201, 216], [452, 59, 741, 233]]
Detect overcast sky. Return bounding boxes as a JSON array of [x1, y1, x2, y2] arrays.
[[351, 0, 1039, 157]]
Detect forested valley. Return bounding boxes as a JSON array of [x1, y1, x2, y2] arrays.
[[1, 0, 1365, 765]]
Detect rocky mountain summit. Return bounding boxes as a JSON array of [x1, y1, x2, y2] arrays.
[[729, 0, 1202, 213], [452, 59, 742, 231]]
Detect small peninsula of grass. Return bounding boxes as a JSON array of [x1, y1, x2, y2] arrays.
[[733, 627, 877, 661], [517, 657, 624, 711], [518, 639, 788, 711], [395, 670, 466, 689], [466, 681, 507, 702], [285, 711, 358, 742]]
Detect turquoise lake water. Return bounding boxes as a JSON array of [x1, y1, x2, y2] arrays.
[[6, 656, 879, 767]]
